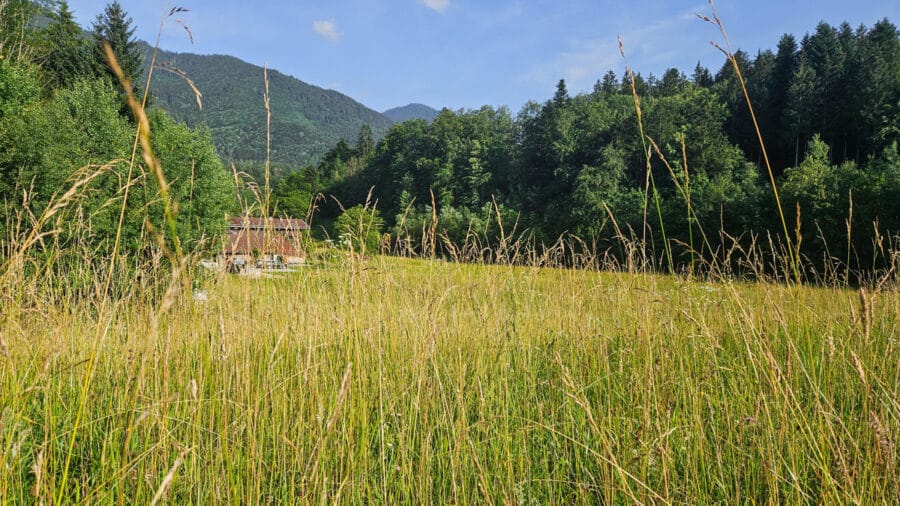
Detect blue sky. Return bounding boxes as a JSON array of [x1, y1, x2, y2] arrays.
[[66, 0, 899, 112]]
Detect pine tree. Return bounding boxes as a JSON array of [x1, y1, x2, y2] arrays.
[[41, 1, 90, 91], [835, 22, 861, 162], [802, 22, 845, 154], [600, 70, 618, 94], [620, 71, 648, 96], [770, 34, 799, 170], [91, 1, 142, 89], [355, 124, 375, 159], [745, 50, 775, 165], [658, 68, 686, 96], [552, 79, 569, 107], [715, 50, 754, 165], [785, 58, 817, 167], [858, 19, 900, 155], [691, 62, 713, 88]]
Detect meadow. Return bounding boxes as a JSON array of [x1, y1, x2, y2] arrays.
[[1, 253, 897, 503], [1, 2, 898, 503]]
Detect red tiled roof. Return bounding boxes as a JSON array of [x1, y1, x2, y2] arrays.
[[228, 216, 310, 231], [224, 229, 300, 257]]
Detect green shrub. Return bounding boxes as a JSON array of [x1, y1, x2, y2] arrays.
[[335, 205, 383, 254]]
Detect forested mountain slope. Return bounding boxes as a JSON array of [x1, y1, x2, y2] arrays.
[[383, 103, 441, 123], [144, 44, 394, 166]]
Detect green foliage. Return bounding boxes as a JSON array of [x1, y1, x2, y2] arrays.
[[355, 124, 375, 160], [273, 167, 317, 218], [1, 6, 898, 278], [0, 73, 234, 257], [0, 2, 237, 261], [270, 123, 381, 219], [146, 109, 236, 252], [783, 136, 900, 271], [39, 1, 92, 92], [718, 20, 900, 172], [91, 1, 142, 90], [321, 19, 899, 276], [783, 135, 836, 218], [0, 0, 52, 62], [145, 47, 393, 166], [394, 202, 519, 254], [332, 107, 517, 230], [569, 145, 644, 239], [335, 205, 383, 254], [0, 78, 133, 241], [0, 59, 41, 119]]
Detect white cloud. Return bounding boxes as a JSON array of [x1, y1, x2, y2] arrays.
[[312, 20, 340, 42], [524, 39, 621, 91], [524, 5, 706, 93], [422, 0, 450, 14]]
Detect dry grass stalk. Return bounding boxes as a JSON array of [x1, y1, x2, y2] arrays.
[[153, 62, 203, 110], [149, 446, 192, 506], [697, 0, 799, 282], [263, 64, 272, 221], [617, 36, 673, 273]]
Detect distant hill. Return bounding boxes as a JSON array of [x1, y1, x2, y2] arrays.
[[383, 103, 440, 123], [143, 44, 394, 167]]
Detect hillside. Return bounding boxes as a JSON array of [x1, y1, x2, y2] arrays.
[[383, 103, 441, 123], [144, 45, 394, 166]]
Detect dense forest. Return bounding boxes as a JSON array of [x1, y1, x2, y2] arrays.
[[0, 0, 234, 258], [278, 19, 900, 276], [145, 45, 394, 168], [1, 0, 898, 279]]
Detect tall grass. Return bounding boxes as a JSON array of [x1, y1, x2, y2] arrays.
[[698, 0, 799, 282], [1, 2, 899, 504], [618, 36, 674, 275], [1, 254, 898, 503]]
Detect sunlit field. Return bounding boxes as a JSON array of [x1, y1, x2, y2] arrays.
[[2, 0, 899, 502], [2, 256, 897, 503]]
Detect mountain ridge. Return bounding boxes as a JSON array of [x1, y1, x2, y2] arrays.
[[383, 103, 441, 123], [143, 43, 394, 167]]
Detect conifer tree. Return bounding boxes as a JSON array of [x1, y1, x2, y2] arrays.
[[356, 124, 375, 159], [691, 62, 713, 88], [600, 70, 618, 94], [91, 1, 142, 90], [41, 1, 90, 91], [552, 79, 569, 107], [770, 34, 799, 170]]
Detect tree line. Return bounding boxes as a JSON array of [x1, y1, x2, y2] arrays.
[[278, 19, 899, 276], [1, 2, 897, 278], [0, 1, 234, 262]]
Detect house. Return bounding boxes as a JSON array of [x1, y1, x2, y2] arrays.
[[224, 216, 310, 270]]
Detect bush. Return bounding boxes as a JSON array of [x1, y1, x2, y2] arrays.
[[0, 76, 236, 257], [335, 205, 383, 254]]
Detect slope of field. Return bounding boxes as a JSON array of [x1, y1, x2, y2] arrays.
[[1, 257, 898, 503], [145, 45, 394, 166]]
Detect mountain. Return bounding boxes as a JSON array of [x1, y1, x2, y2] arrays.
[[143, 44, 394, 167], [383, 103, 441, 123]]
